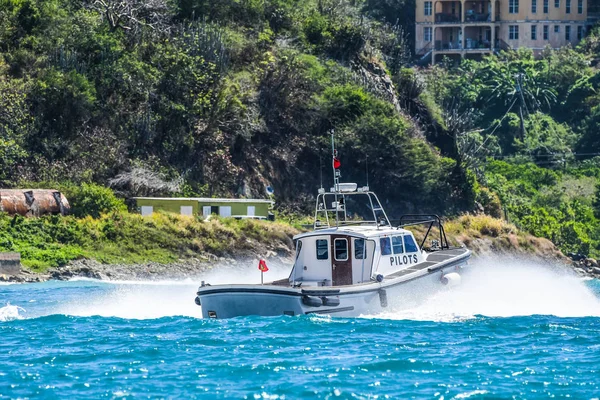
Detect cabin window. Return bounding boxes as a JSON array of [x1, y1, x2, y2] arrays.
[[295, 240, 303, 260], [334, 239, 348, 261], [380, 237, 392, 255], [354, 239, 366, 259], [392, 236, 404, 254], [316, 239, 328, 260], [404, 235, 419, 253]]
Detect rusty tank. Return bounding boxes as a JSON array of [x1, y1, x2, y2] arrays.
[[0, 189, 70, 217]]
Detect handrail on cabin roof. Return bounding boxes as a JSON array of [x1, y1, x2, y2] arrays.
[[313, 189, 392, 230]]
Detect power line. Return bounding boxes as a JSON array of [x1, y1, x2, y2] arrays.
[[491, 152, 600, 159]]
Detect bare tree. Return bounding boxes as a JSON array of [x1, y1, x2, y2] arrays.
[[87, 0, 171, 34], [109, 165, 183, 197]]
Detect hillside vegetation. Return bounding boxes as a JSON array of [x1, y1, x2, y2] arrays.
[[0, 0, 599, 265], [0, 210, 298, 271]]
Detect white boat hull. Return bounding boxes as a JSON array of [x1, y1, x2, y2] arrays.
[[196, 248, 470, 319]]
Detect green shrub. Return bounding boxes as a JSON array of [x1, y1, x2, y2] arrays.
[[62, 183, 127, 218], [476, 187, 502, 218]]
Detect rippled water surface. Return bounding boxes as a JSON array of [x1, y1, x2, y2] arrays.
[[1, 259, 600, 399]]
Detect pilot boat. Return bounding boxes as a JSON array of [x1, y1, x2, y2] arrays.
[[194, 141, 471, 319]]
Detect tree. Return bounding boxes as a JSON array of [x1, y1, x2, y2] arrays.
[[0, 64, 30, 185], [86, 0, 172, 34]]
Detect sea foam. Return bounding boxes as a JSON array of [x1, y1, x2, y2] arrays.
[[374, 256, 600, 321], [0, 302, 26, 322]]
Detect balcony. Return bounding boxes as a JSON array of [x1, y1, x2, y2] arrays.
[[465, 38, 492, 49], [435, 41, 462, 51], [465, 11, 491, 22], [435, 13, 461, 23], [434, 39, 496, 51]]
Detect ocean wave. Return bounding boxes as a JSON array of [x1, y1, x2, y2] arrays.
[[0, 303, 26, 322]]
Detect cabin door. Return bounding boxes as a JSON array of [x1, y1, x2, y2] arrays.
[[331, 235, 352, 286]]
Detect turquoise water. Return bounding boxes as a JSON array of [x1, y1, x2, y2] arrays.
[[1, 261, 600, 399]]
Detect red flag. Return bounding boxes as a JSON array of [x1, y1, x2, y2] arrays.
[[333, 157, 341, 169], [258, 259, 269, 272]]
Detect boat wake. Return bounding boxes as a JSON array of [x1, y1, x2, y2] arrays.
[[54, 260, 291, 319], [5, 257, 598, 321], [0, 302, 26, 322], [369, 256, 600, 322]]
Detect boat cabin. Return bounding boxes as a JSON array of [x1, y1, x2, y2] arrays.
[[288, 185, 425, 287], [290, 229, 425, 287]]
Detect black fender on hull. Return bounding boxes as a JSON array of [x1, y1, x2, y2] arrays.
[[321, 296, 340, 307], [302, 295, 323, 307]]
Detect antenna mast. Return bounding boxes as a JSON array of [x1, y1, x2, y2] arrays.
[[331, 131, 340, 226], [365, 154, 369, 188], [319, 151, 323, 189]]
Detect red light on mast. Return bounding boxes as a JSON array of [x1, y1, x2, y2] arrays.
[[333, 157, 341, 169]]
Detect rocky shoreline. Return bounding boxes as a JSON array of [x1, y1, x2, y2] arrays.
[[1, 253, 293, 283], [572, 257, 600, 279], [2, 252, 600, 284]]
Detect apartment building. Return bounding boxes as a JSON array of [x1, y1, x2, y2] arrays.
[[415, 0, 589, 63]]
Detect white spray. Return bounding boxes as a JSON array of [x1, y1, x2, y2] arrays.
[[0, 302, 26, 322], [55, 258, 291, 319], [373, 256, 600, 321], [6, 256, 600, 321]]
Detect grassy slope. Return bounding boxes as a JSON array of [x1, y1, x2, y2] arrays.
[[444, 215, 564, 261], [0, 211, 566, 274], [0, 212, 299, 272]]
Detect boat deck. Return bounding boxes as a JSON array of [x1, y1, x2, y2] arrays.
[[385, 247, 468, 279], [271, 278, 291, 287]]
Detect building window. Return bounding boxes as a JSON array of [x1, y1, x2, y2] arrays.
[[578, 0, 583, 13], [555, 0, 559, 7], [544, 0, 549, 12], [566, 25, 571, 40], [566, 0, 571, 13], [219, 206, 231, 217], [316, 239, 328, 260], [180, 206, 193, 216], [555, 25, 560, 33], [531, 25, 537, 40], [509, 0, 519, 13], [532, 0, 537, 12], [424, 26, 432, 42], [578, 25, 584, 40], [424, 1, 432, 16], [141, 206, 153, 216], [543, 25, 549, 39], [509, 25, 519, 40]]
